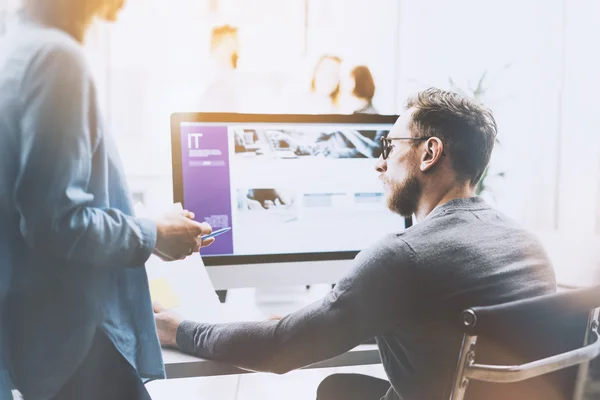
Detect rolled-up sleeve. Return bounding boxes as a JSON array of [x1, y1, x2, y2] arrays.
[[14, 40, 156, 268]]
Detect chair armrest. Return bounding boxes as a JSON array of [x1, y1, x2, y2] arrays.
[[463, 328, 600, 383]]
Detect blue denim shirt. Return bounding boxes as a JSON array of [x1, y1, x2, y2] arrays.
[[0, 13, 165, 399]]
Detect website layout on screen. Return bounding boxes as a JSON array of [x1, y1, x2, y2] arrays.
[[180, 121, 406, 257]]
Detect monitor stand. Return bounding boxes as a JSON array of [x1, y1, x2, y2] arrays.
[[210, 217, 413, 303]]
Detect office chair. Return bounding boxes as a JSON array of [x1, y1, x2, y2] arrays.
[[449, 284, 600, 400]]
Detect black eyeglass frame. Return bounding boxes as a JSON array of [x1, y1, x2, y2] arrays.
[[380, 136, 430, 160]]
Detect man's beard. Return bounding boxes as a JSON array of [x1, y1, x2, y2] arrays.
[[386, 168, 422, 218]]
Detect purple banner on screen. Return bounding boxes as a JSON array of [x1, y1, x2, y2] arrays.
[[180, 124, 233, 255]]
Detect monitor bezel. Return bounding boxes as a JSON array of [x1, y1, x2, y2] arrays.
[[171, 112, 401, 267]]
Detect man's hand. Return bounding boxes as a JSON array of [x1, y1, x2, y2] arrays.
[[153, 302, 184, 348], [153, 210, 215, 261]]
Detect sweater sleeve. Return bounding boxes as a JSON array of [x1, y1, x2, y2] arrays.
[[176, 235, 416, 374]]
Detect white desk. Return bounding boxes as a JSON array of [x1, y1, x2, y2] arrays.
[[148, 261, 383, 380], [163, 345, 381, 379], [205, 260, 352, 290]]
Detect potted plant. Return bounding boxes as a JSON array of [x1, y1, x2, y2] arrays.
[[447, 65, 510, 199]]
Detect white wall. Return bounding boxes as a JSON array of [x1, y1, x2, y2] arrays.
[[556, 0, 600, 234], [3, 0, 596, 235]]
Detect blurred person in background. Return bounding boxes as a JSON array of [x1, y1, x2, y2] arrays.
[[341, 65, 378, 114], [0, 0, 214, 399], [308, 54, 343, 113], [199, 24, 242, 112]]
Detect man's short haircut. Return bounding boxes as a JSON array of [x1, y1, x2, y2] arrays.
[[351, 65, 376, 101], [407, 88, 498, 185]]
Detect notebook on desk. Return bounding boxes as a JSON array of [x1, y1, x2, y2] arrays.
[[146, 254, 231, 323]]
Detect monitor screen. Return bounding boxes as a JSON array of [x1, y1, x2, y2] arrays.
[[171, 113, 407, 265]]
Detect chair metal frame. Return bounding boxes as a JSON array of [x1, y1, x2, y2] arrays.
[[449, 305, 600, 400]]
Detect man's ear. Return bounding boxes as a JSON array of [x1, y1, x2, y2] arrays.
[[420, 137, 444, 172]]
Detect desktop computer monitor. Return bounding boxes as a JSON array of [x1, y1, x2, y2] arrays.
[[171, 113, 410, 267]]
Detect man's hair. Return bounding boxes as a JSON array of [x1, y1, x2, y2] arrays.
[[350, 65, 375, 101], [407, 88, 497, 185]]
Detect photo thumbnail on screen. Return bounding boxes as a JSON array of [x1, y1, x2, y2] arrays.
[[233, 127, 388, 159]]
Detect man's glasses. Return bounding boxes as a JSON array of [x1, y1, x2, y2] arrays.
[[380, 137, 430, 160]]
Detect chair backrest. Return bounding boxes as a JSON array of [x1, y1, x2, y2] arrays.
[[449, 285, 600, 400]]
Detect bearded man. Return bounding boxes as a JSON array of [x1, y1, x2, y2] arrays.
[[154, 88, 556, 400]]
